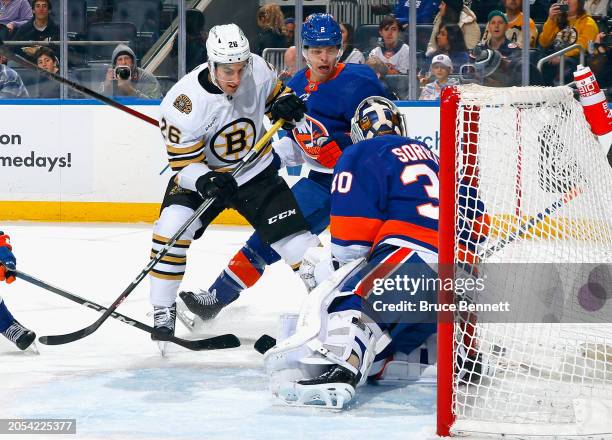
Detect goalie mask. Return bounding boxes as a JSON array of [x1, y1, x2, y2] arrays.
[[206, 24, 252, 90], [350, 96, 407, 143]]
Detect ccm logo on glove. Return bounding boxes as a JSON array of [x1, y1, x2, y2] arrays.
[[268, 209, 296, 224]]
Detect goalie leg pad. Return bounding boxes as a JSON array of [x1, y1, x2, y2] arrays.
[[271, 309, 381, 409], [265, 259, 384, 409], [302, 309, 381, 380]]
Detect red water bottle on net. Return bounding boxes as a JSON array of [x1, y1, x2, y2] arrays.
[[573, 65, 612, 136]]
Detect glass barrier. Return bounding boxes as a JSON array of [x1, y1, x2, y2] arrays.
[[1, 0, 608, 101]]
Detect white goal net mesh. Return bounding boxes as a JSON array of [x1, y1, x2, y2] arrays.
[[450, 84, 612, 437]]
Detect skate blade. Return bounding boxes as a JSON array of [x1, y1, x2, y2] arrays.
[[22, 342, 40, 355], [176, 300, 206, 333], [156, 341, 168, 357]]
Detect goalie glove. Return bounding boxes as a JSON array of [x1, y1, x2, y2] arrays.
[[0, 232, 16, 284], [299, 246, 339, 292]]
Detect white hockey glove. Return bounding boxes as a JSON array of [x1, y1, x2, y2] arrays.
[[298, 246, 337, 292]]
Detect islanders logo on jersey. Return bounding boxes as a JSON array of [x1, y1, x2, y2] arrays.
[[292, 115, 330, 159]]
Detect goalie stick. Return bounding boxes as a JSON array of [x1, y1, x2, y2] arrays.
[[15, 269, 240, 350], [38, 119, 284, 346]]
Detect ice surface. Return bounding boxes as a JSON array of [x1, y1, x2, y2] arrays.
[[0, 223, 437, 440]]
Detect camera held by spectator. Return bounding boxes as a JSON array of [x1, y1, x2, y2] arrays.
[[99, 44, 161, 99], [114, 65, 132, 81], [557, 1, 570, 14]]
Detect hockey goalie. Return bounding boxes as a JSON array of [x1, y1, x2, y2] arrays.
[[264, 97, 440, 409]]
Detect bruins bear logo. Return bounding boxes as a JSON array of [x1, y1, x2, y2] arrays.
[[210, 118, 256, 163], [173, 94, 193, 114]]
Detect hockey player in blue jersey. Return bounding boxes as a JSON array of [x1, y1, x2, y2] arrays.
[[179, 14, 388, 324], [263, 97, 439, 408], [0, 231, 36, 351]]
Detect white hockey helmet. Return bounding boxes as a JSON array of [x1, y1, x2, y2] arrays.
[[206, 24, 252, 88]]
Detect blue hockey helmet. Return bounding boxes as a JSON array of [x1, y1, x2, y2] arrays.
[[301, 13, 342, 47], [350, 96, 407, 143]]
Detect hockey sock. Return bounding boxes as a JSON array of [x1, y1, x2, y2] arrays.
[[211, 245, 269, 304], [0, 299, 15, 333], [209, 273, 242, 305]]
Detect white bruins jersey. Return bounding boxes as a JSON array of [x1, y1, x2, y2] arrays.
[[159, 54, 288, 190]]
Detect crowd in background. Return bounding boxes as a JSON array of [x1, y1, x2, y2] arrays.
[[0, 0, 609, 100]]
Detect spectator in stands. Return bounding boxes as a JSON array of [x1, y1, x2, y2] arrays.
[[426, 0, 481, 56], [584, 0, 608, 16], [419, 53, 459, 99], [99, 44, 161, 99], [588, 31, 610, 88], [284, 17, 295, 46], [0, 0, 32, 40], [481, 10, 519, 56], [502, 0, 539, 47], [429, 24, 471, 71], [12, 0, 58, 42], [470, 45, 545, 86], [538, 0, 599, 84], [279, 45, 301, 83], [33, 45, 58, 97], [339, 22, 365, 64], [394, 0, 440, 25], [368, 15, 410, 74], [170, 8, 207, 73], [0, 55, 28, 98], [365, 56, 400, 99], [255, 4, 287, 55], [185, 9, 206, 72]]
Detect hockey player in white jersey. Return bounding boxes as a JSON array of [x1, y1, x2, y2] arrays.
[[150, 24, 319, 341]]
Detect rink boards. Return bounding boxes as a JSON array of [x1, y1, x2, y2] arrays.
[[0, 99, 439, 223]]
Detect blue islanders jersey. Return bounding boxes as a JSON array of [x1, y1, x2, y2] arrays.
[[330, 135, 440, 263], [274, 63, 387, 174]]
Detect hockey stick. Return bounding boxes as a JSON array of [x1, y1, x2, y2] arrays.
[[15, 269, 239, 350], [482, 186, 582, 259], [39, 119, 284, 346], [0, 39, 158, 127]]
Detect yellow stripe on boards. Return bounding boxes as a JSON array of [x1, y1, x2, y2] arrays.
[[0, 201, 249, 225]]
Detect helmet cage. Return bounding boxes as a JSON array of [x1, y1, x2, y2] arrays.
[[350, 96, 407, 143]]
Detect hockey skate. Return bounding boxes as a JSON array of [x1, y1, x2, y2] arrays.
[[151, 303, 176, 356], [278, 365, 357, 410], [2, 321, 37, 352], [177, 290, 226, 331]]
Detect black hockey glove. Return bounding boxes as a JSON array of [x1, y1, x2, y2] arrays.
[[270, 94, 306, 130], [195, 171, 238, 203]]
